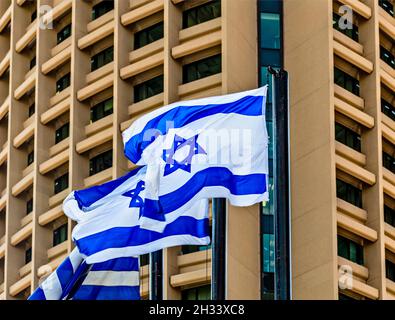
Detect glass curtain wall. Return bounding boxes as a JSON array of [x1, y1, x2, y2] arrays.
[[258, 0, 283, 300]]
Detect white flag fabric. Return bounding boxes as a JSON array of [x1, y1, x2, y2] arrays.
[[63, 166, 210, 264], [122, 86, 269, 229]]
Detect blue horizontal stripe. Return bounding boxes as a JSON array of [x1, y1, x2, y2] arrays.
[[72, 285, 140, 300], [124, 95, 265, 163], [74, 167, 144, 208], [28, 287, 46, 300], [56, 257, 75, 292], [75, 217, 209, 256], [141, 167, 267, 220], [90, 257, 139, 272]]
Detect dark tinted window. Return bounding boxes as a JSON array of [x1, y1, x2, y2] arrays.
[[91, 46, 113, 71], [89, 150, 113, 176], [26, 199, 33, 215], [91, 98, 113, 123], [27, 151, 34, 166], [335, 123, 361, 152], [134, 22, 164, 50], [31, 10, 37, 22], [53, 224, 68, 246], [55, 123, 69, 144], [57, 24, 72, 44], [183, 54, 221, 84], [381, 46, 395, 69], [25, 248, 32, 264], [383, 151, 395, 173], [385, 205, 395, 227], [336, 178, 362, 208], [380, 0, 394, 16], [56, 73, 70, 93], [387, 260, 395, 282], [28, 103, 35, 117], [183, 0, 221, 29], [181, 285, 211, 300], [54, 173, 68, 194], [334, 67, 360, 96], [134, 75, 163, 103], [30, 57, 36, 70], [92, 0, 114, 20], [139, 254, 149, 266], [382, 99, 395, 121], [332, 12, 359, 42], [337, 235, 364, 265]]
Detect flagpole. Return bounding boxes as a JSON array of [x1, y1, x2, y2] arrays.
[[149, 250, 163, 300], [269, 67, 291, 300], [211, 198, 226, 300]]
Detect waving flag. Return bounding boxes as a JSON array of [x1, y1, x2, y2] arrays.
[[28, 248, 140, 300], [63, 166, 210, 264], [122, 86, 269, 227]]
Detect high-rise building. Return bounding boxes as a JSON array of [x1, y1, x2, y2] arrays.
[[0, 0, 394, 301]]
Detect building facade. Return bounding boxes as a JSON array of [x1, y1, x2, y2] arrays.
[[0, 0, 394, 301]]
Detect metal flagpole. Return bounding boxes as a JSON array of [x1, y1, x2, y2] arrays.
[[211, 198, 226, 300], [149, 250, 163, 300], [269, 67, 291, 300]]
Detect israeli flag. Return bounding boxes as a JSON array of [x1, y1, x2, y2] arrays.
[[28, 248, 140, 300], [122, 86, 269, 227], [63, 166, 210, 264]]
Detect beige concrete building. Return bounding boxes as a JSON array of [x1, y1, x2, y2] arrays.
[[0, 0, 395, 301]]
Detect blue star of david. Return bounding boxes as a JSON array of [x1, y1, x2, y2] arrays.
[[122, 180, 145, 218], [162, 134, 207, 176]]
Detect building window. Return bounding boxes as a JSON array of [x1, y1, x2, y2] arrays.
[[139, 254, 149, 266], [260, 12, 281, 66], [387, 260, 395, 282], [27, 151, 34, 166], [55, 123, 69, 144], [92, 0, 114, 20], [384, 205, 395, 227], [336, 178, 362, 208], [383, 151, 395, 173], [28, 103, 35, 117], [134, 75, 164, 103], [181, 285, 211, 300], [332, 12, 359, 42], [134, 22, 164, 50], [90, 98, 113, 123], [25, 248, 32, 264], [54, 173, 69, 194], [89, 150, 113, 176], [53, 224, 68, 246], [380, 0, 394, 16], [335, 123, 361, 152], [339, 293, 356, 300], [381, 46, 395, 69], [183, 0, 221, 29], [31, 10, 37, 22], [91, 46, 113, 72], [30, 57, 36, 70], [259, 0, 283, 301], [382, 99, 395, 121], [334, 67, 360, 96], [56, 73, 70, 93], [26, 199, 33, 215], [183, 54, 221, 84], [337, 235, 364, 265], [57, 24, 72, 44]]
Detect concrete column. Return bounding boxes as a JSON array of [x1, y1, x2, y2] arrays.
[[221, 0, 261, 300], [284, 0, 338, 299]]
